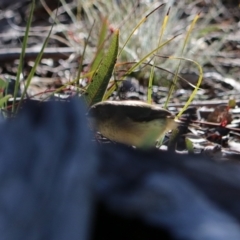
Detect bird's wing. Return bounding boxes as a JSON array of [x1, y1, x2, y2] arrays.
[[121, 105, 173, 122]]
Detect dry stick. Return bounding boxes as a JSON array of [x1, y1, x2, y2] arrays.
[[168, 100, 240, 108], [179, 117, 240, 132], [0, 47, 75, 63]]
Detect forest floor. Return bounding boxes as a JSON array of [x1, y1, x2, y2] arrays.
[[0, 0, 239, 160]]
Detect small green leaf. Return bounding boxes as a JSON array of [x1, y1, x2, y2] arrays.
[[228, 99, 236, 108], [186, 137, 194, 153], [0, 78, 8, 89], [84, 29, 119, 106], [0, 95, 11, 108]]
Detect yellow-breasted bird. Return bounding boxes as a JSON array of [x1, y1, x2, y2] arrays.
[[88, 100, 178, 149]]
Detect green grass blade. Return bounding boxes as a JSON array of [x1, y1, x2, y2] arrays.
[[125, 34, 180, 77], [164, 13, 200, 109], [84, 29, 119, 107], [148, 7, 170, 103], [103, 34, 179, 99], [76, 20, 95, 83], [118, 4, 164, 57], [90, 17, 108, 73], [17, 13, 55, 112], [12, 0, 35, 112], [168, 56, 203, 118]]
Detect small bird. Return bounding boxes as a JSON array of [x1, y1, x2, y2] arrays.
[[88, 100, 178, 148]]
